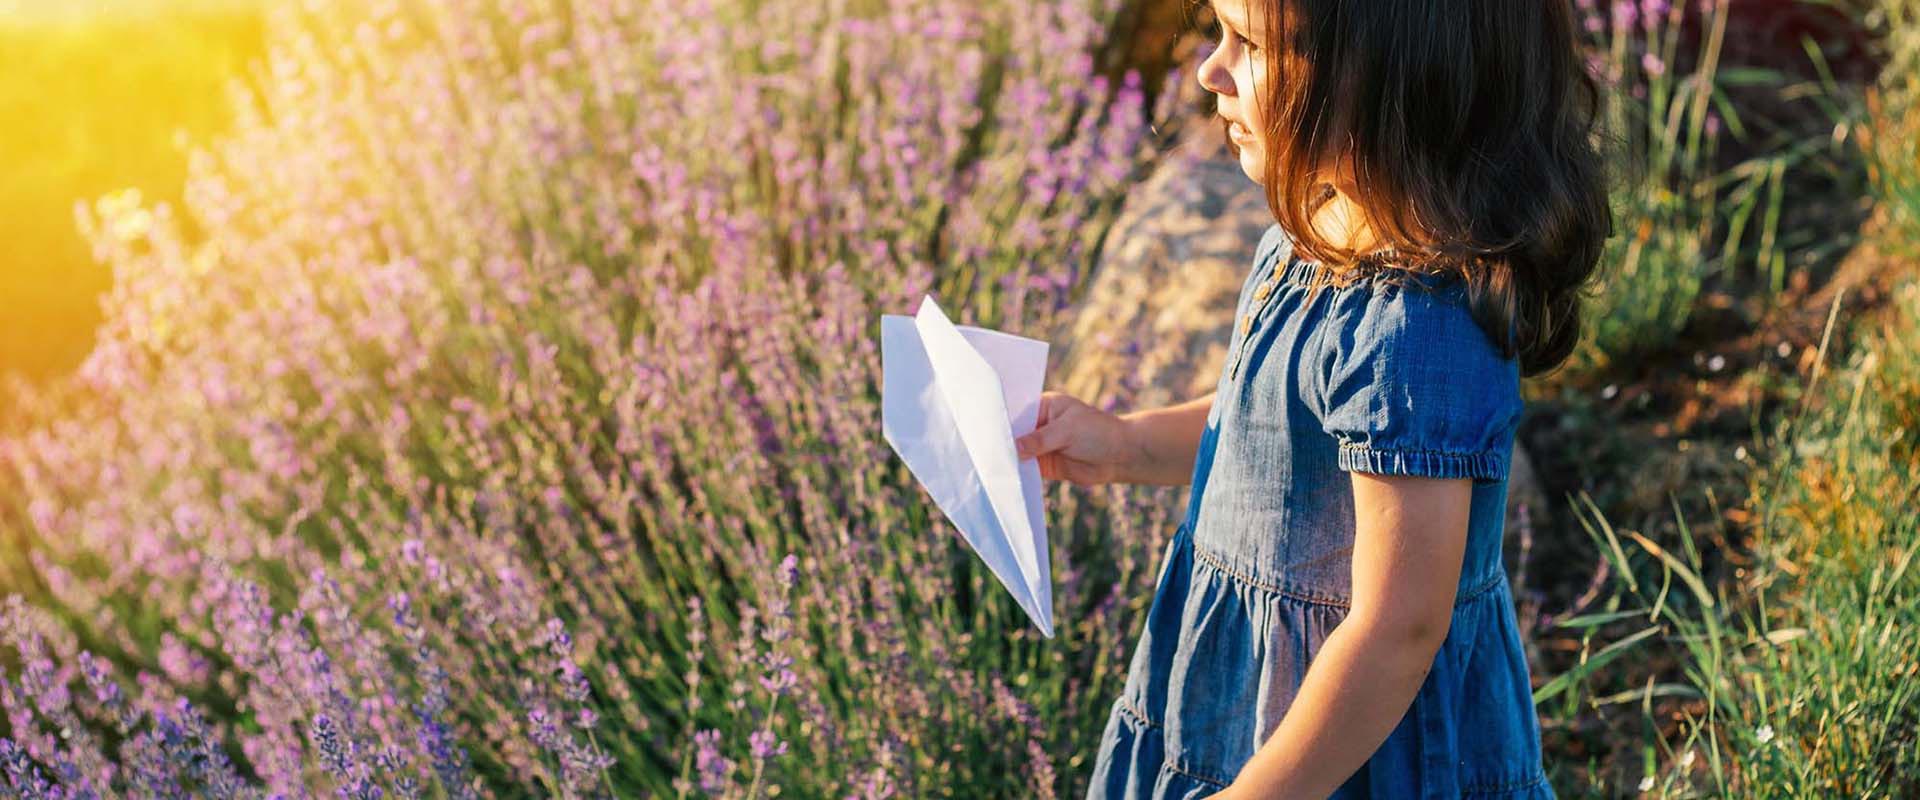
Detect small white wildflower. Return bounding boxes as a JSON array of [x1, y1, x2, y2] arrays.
[[1756, 724, 1775, 744], [1776, 341, 1793, 359], [1680, 749, 1697, 769], [1707, 354, 1727, 372], [1601, 383, 1619, 400], [1734, 445, 1748, 461], [1638, 775, 1655, 793]]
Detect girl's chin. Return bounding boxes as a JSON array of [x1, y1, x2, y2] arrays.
[[1225, 134, 1265, 183], [1236, 150, 1266, 184]]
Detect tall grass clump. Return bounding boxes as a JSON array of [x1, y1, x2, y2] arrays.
[[0, 0, 1188, 795], [1568, 0, 1791, 371], [1730, 288, 1920, 795]]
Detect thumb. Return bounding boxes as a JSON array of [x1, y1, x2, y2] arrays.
[[1015, 421, 1065, 459]]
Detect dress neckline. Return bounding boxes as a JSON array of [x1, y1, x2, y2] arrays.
[[1269, 247, 1463, 293]]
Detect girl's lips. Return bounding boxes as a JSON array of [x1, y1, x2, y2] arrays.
[[1228, 120, 1253, 141]]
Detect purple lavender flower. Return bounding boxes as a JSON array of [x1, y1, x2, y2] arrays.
[[1612, 1, 1638, 29], [748, 729, 787, 761], [693, 729, 733, 794], [1641, 51, 1667, 77], [312, 713, 353, 781]]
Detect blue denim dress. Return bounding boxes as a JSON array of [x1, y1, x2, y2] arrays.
[[1085, 223, 1554, 799]]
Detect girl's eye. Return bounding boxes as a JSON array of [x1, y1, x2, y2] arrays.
[[1212, 18, 1257, 52]]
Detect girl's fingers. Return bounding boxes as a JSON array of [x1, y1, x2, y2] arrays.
[[1036, 452, 1081, 485], [1035, 390, 1077, 429], [1016, 422, 1059, 459], [1019, 392, 1084, 461]]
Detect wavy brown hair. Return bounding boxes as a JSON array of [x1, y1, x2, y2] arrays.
[[1212, 0, 1613, 377]]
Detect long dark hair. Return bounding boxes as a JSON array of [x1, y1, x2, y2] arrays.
[[1218, 0, 1613, 377]]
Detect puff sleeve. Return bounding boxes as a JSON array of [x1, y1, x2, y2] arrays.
[[1310, 281, 1524, 481]]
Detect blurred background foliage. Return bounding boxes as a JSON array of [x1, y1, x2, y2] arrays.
[[0, 0, 266, 387]]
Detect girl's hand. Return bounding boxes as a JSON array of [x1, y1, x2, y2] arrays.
[[1012, 391, 1140, 486]]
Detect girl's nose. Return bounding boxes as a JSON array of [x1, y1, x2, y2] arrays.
[[1195, 42, 1234, 98]]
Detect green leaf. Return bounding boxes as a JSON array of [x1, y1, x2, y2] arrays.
[[1534, 625, 1663, 704], [1716, 66, 1787, 88]]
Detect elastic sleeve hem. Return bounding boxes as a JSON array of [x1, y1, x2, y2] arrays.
[[1335, 442, 1507, 481]]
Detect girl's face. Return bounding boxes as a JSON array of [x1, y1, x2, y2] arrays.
[[1197, 0, 1275, 185]]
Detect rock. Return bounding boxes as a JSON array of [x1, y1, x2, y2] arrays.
[[1052, 111, 1548, 535], [1050, 119, 1266, 411]]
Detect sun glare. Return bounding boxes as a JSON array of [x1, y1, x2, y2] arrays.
[[0, 0, 265, 382]]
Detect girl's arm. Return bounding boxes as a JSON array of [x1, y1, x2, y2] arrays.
[[1116, 392, 1214, 485], [1215, 472, 1472, 799]]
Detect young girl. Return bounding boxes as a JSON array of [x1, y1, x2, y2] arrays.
[[1013, 0, 1609, 796]]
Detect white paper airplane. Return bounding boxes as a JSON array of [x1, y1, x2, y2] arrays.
[[880, 294, 1053, 638]]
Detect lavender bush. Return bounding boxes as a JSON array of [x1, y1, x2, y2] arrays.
[[0, 0, 1187, 795], [1567, 0, 1792, 371]]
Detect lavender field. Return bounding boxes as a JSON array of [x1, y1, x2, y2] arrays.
[[0, 0, 1916, 797]]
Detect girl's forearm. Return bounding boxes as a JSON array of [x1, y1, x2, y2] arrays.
[[1117, 392, 1214, 485], [1218, 614, 1444, 799]]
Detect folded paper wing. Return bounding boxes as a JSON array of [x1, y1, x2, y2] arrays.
[[880, 295, 1053, 637]]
